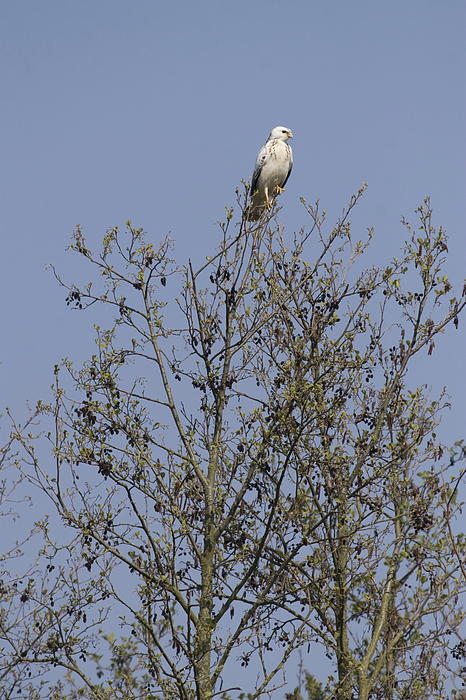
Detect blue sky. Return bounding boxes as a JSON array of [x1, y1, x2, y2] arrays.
[[1, 1, 465, 417], [1, 0, 465, 691]]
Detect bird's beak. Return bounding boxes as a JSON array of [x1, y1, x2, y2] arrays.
[[288, 131, 294, 139]]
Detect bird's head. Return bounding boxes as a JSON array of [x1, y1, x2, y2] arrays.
[[268, 126, 293, 142]]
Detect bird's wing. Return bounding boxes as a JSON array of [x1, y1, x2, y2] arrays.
[[250, 143, 269, 194], [281, 145, 293, 188]]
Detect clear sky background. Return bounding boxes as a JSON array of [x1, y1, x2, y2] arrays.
[[1, 0, 465, 693]]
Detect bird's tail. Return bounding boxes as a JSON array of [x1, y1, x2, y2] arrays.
[[244, 190, 265, 221], [244, 204, 263, 221]]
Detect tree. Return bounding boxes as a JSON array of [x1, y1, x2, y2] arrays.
[[3, 188, 465, 699]]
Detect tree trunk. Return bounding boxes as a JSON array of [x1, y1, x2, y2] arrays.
[[334, 488, 353, 700], [195, 511, 215, 699]]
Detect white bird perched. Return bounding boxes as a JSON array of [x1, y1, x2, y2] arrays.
[[245, 126, 293, 221]]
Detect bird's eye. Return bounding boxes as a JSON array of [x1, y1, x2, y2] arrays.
[[282, 130, 286, 133]]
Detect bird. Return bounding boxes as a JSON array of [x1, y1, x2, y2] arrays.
[[245, 126, 293, 221]]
